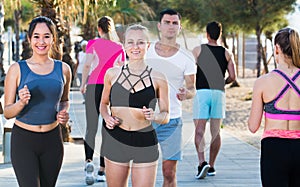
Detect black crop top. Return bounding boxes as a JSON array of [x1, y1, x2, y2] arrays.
[[109, 65, 157, 110]]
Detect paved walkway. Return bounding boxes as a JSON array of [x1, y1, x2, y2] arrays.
[[0, 90, 261, 187]]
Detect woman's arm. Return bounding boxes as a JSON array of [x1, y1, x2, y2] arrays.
[[60, 62, 72, 104], [4, 63, 27, 119], [143, 72, 169, 124], [248, 78, 264, 133], [100, 68, 121, 129], [80, 53, 94, 93], [57, 62, 72, 125]]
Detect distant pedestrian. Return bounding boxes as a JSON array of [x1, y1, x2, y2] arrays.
[[80, 16, 125, 185], [4, 16, 71, 187], [192, 21, 236, 179], [248, 27, 300, 187], [76, 40, 88, 103]]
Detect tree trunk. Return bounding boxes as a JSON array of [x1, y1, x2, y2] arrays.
[[81, 16, 97, 40], [13, 9, 21, 62], [0, 1, 5, 80], [222, 35, 228, 49], [230, 33, 240, 87], [21, 33, 32, 60], [255, 25, 262, 77], [261, 41, 269, 74], [181, 29, 188, 50]]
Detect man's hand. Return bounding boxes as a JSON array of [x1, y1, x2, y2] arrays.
[[176, 87, 187, 101]]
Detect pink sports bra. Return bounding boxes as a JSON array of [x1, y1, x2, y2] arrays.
[[264, 69, 300, 120], [86, 38, 125, 85]]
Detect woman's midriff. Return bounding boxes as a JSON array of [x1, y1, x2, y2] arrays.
[[111, 107, 151, 131], [14, 120, 59, 132], [263, 119, 300, 139], [263, 129, 300, 139], [265, 118, 300, 131]]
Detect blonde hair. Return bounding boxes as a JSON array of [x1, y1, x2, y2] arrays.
[[124, 24, 150, 42]]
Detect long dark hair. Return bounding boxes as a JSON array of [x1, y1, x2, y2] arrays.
[[275, 27, 300, 68], [98, 16, 119, 42]]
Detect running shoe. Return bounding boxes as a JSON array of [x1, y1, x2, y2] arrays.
[[96, 171, 106, 182], [195, 161, 210, 179], [207, 167, 216, 176], [85, 162, 95, 185]]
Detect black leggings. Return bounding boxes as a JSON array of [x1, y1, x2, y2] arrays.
[[84, 84, 105, 167], [11, 124, 63, 187], [261, 137, 300, 187]]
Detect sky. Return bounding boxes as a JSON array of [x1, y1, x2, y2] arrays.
[[287, 1, 300, 30]]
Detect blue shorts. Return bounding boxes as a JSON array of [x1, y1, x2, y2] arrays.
[[152, 118, 183, 161], [193, 89, 225, 119]]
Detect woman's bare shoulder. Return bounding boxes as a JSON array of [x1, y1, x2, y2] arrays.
[[107, 66, 122, 74], [105, 66, 122, 80], [7, 62, 20, 74], [253, 71, 279, 91]]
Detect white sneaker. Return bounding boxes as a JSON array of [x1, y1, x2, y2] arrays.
[[96, 171, 106, 182], [85, 162, 95, 185]]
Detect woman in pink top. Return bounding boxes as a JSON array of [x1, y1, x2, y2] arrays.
[[248, 27, 300, 187], [80, 16, 125, 185]]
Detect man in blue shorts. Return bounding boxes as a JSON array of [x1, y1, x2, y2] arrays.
[[146, 8, 196, 186], [192, 21, 236, 179]]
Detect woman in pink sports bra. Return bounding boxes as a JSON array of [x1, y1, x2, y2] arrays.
[[80, 16, 125, 185], [248, 27, 300, 187]]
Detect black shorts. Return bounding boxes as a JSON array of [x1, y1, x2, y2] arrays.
[[101, 124, 159, 163]]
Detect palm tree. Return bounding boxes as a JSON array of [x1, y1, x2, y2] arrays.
[[110, 0, 155, 25], [26, 0, 155, 55], [0, 0, 5, 91]]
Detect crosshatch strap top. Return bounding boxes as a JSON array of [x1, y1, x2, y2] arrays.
[[264, 69, 300, 120], [110, 64, 157, 110]]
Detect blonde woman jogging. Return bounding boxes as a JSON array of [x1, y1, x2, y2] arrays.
[[100, 24, 169, 187]]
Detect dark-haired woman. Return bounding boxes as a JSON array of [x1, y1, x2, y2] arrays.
[[248, 27, 300, 187], [80, 16, 125, 185], [4, 16, 71, 187]]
